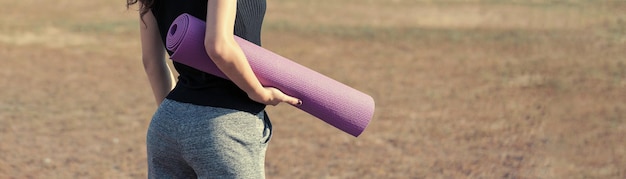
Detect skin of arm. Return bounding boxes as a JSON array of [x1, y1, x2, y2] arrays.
[[140, 9, 176, 105], [204, 0, 300, 106]]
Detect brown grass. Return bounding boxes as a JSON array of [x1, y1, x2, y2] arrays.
[[1, 0, 625, 178]]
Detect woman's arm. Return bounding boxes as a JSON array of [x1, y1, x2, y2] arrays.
[[204, 0, 300, 106], [140, 10, 176, 105]]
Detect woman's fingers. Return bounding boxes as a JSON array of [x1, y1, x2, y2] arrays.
[[249, 87, 301, 106], [267, 87, 301, 106], [282, 94, 302, 106]]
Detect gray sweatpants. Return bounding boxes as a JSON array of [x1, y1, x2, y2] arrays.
[[147, 99, 272, 179]]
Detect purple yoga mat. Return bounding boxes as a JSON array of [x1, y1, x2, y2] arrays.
[[166, 13, 374, 137]]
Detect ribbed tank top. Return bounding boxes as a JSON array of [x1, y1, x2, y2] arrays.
[[151, 0, 267, 114]]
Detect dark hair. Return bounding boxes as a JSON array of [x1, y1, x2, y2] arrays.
[[126, 0, 154, 20]]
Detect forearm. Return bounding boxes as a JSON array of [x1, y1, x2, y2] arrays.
[[207, 44, 301, 106], [206, 40, 264, 97], [143, 58, 175, 105]]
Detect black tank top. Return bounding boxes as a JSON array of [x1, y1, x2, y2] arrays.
[[151, 0, 267, 114]]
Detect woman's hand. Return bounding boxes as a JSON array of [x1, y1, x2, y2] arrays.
[[248, 87, 301, 106]]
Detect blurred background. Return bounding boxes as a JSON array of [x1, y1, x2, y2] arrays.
[[0, 0, 624, 178]]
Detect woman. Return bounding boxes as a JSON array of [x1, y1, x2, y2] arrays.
[[126, 0, 300, 178]]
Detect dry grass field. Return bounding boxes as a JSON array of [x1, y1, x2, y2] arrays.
[[1, 0, 625, 178]]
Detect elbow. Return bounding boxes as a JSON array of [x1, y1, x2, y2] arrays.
[[142, 52, 167, 72], [204, 36, 235, 65], [204, 37, 225, 60], [142, 56, 153, 70], [142, 56, 161, 72]]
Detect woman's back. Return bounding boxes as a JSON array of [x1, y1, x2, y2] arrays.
[[151, 0, 267, 113]]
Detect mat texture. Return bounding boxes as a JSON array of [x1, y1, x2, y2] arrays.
[[166, 13, 374, 137]]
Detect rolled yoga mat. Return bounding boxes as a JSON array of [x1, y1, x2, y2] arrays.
[[166, 13, 374, 137]]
